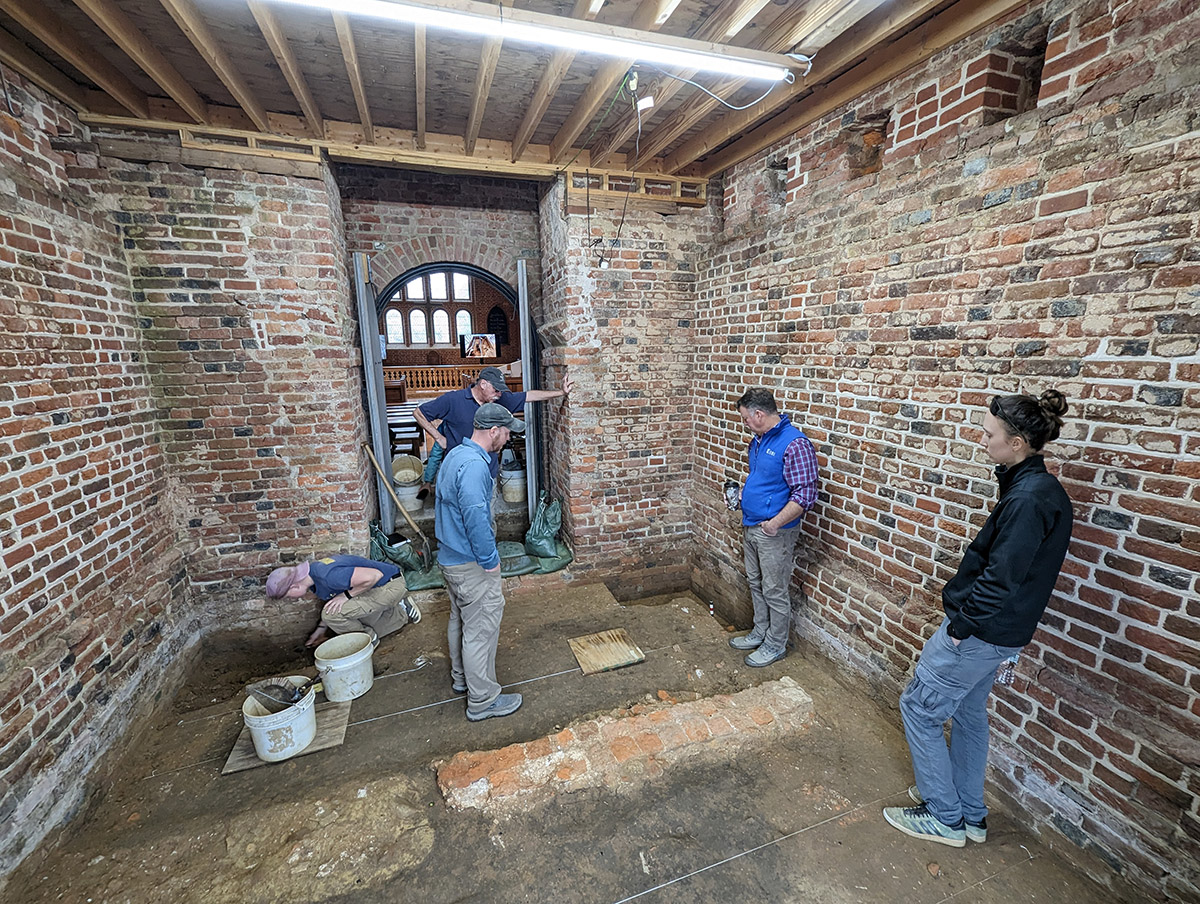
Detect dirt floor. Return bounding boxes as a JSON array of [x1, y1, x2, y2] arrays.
[[5, 583, 1150, 904]]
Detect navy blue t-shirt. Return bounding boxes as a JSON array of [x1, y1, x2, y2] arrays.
[[309, 555, 400, 601], [418, 387, 527, 474]]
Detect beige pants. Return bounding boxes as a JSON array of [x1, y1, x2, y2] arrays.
[[321, 578, 412, 639]]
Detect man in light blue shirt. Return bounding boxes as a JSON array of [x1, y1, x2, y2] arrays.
[[435, 403, 526, 721]]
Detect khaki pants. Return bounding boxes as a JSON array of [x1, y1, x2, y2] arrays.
[[321, 577, 412, 639], [442, 562, 506, 713]]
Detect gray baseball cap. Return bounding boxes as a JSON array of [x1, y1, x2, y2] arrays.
[[474, 402, 525, 432], [477, 366, 508, 392]]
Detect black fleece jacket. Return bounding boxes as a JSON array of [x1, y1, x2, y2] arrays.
[[943, 455, 1074, 647]]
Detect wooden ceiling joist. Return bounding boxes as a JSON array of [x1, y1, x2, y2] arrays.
[[0, 0, 148, 118], [464, 0, 511, 157], [414, 24, 426, 150], [69, 0, 208, 123], [332, 12, 373, 144], [688, 0, 1034, 177], [157, 0, 270, 131], [248, 0, 324, 138], [0, 26, 89, 111]]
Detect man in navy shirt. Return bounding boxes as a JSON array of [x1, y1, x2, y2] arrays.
[[265, 554, 421, 647], [728, 388, 820, 667], [414, 366, 572, 493]]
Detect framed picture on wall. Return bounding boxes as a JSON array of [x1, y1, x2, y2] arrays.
[[461, 333, 499, 358]]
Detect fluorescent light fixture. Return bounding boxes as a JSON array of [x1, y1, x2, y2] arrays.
[[264, 0, 794, 81]]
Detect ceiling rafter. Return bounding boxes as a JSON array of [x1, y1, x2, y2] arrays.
[[588, 0, 772, 167], [0, 0, 148, 117], [547, 0, 681, 164], [247, 0, 324, 138], [69, 0, 208, 123], [332, 13, 372, 143], [688, 0, 1033, 177], [509, 0, 603, 163], [414, 24, 426, 150], [464, 0, 512, 157], [157, 0, 270, 131], [0, 26, 90, 110]]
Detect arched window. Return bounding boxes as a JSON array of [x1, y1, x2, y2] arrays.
[[432, 310, 451, 344], [384, 309, 404, 344], [409, 309, 428, 344], [455, 310, 472, 338]]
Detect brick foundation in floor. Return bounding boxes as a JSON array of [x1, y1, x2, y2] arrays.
[[435, 678, 815, 814]]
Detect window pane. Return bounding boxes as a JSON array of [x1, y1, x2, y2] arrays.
[[455, 310, 472, 337], [406, 277, 424, 300], [452, 272, 470, 298], [409, 310, 428, 344], [432, 310, 451, 344], [429, 271, 448, 299], [385, 309, 405, 344]]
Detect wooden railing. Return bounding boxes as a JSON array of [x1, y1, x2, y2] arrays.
[[383, 366, 522, 397]]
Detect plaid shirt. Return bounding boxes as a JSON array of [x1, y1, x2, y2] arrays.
[[782, 436, 819, 511]]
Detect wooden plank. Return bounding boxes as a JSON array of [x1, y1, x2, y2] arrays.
[[465, 1, 511, 158], [0, 26, 89, 111], [222, 698, 352, 774], [333, 12, 373, 144], [414, 24, 426, 150], [96, 136, 322, 178], [0, 0, 149, 118], [70, 0, 208, 123], [568, 628, 645, 676], [157, 0, 271, 132], [248, 0, 324, 138], [688, 0, 1031, 177]]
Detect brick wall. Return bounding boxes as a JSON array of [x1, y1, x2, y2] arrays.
[[693, 0, 1199, 899]]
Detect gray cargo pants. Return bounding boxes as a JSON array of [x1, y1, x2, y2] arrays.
[[442, 561, 506, 713]]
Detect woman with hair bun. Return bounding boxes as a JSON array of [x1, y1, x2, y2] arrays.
[[884, 390, 1074, 848]]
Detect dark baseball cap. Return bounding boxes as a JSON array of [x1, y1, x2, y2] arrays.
[[474, 402, 525, 432], [477, 367, 508, 392]]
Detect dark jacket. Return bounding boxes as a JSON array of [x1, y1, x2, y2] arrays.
[[943, 455, 1073, 646]]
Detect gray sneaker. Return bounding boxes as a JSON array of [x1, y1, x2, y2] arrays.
[[907, 786, 987, 842], [451, 679, 467, 694], [729, 628, 766, 651], [467, 692, 523, 722], [745, 645, 787, 667], [402, 597, 421, 624], [883, 804, 966, 847]]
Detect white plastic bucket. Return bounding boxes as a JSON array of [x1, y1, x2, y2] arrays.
[[241, 676, 317, 763], [314, 631, 379, 702], [499, 467, 526, 503], [395, 482, 423, 512]]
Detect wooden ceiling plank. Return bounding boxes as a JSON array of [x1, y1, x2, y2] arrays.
[[70, 0, 208, 123], [332, 12, 372, 143], [548, 0, 681, 163], [688, 0, 1032, 177], [510, 0, 601, 163], [247, 0, 324, 138], [588, 0, 771, 167], [414, 24, 426, 150], [0, 0, 148, 117], [157, 0, 270, 131], [0, 26, 89, 110], [661, 0, 960, 173], [464, 33, 502, 157]]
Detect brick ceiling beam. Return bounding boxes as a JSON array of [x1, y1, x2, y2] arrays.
[[332, 12, 373, 144], [0, 0, 149, 118], [157, 0, 270, 132], [0, 26, 90, 111], [247, 0, 324, 138], [682, 0, 1032, 178], [69, 0, 208, 123]]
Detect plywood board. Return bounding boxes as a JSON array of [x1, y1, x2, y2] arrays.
[[567, 628, 645, 676], [222, 699, 353, 774]]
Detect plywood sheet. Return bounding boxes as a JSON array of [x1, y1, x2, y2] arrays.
[[222, 699, 353, 774], [567, 628, 644, 676]]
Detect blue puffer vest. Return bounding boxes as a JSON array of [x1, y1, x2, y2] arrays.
[[742, 414, 805, 529]]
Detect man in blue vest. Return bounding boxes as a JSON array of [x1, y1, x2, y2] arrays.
[[729, 388, 820, 667]]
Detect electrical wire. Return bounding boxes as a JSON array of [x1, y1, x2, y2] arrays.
[[645, 63, 802, 111]]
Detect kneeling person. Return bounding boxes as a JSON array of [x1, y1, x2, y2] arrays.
[[265, 555, 421, 648]]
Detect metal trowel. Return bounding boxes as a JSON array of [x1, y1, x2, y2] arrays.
[[246, 675, 320, 713]]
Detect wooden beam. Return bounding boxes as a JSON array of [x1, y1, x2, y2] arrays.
[[247, 0, 323, 138], [332, 13, 372, 143], [414, 24, 426, 150], [510, 0, 602, 163], [0, 0, 148, 117], [97, 135, 321, 178], [547, 0, 681, 163], [157, 0, 270, 131], [588, 0, 772, 167], [629, 0, 897, 168], [464, 0, 511, 157], [69, 0, 208, 123], [688, 0, 1032, 177], [0, 26, 89, 110]]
